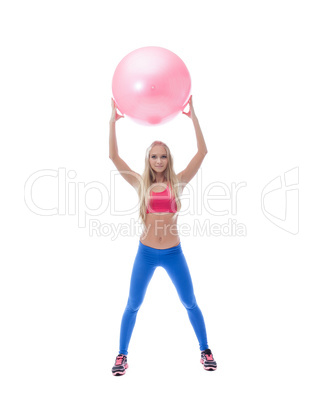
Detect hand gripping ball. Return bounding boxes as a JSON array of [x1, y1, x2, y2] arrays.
[[112, 46, 191, 126]]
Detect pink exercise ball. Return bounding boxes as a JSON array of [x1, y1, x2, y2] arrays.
[[112, 46, 191, 126]]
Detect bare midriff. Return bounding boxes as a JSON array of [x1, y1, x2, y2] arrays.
[[140, 212, 180, 249]]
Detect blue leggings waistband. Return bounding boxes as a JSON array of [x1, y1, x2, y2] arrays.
[[138, 240, 182, 255]]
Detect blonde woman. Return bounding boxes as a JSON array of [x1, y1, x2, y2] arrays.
[[109, 95, 217, 375]]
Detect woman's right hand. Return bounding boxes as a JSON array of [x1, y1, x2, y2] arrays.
[[110, 98, 124, 123]]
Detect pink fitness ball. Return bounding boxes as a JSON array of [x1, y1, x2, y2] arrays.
[[112, 46, 191, 126]]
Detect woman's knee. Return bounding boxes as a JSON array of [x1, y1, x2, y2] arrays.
[[181, 295, 197, 310], [126, 297, 143, 313]]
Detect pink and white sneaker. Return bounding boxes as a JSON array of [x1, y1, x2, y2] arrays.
[[200, 349, 217, 371], [112, 354, 128, 376]]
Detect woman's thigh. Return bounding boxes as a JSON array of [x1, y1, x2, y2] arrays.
[[126, 250, 158, 311], [160, 252, 197, 309]]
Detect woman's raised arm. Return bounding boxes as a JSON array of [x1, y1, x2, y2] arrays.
[[109, 99, 141, 191], [178, 96, 208, 186]]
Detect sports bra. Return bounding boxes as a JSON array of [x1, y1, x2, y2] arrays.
[[146, 182, 177, 214]]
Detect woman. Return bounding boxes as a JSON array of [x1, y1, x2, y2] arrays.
[[109, 95, 217, 375]]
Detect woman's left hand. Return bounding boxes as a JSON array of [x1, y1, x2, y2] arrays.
[[182, 95, 196, 119]]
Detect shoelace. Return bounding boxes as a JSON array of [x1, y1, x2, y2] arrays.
[[116, 355, 124, 365], [203, 350, 214, 360]]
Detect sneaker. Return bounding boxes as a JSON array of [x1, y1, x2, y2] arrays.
[[200, 349, 217, 371], [112, 353, 128, 376]]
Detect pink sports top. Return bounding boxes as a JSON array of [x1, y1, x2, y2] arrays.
[[146, 183, 177, 214]]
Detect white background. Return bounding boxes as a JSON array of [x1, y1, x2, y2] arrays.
[[1, 0, 321, 401]]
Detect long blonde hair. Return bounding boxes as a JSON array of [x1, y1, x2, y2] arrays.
[[138, 141, 182, 229]]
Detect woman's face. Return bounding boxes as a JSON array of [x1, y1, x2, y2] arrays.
[[149, 145, 168, 174]]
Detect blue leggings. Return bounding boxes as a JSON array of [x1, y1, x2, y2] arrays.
[[119, 240, 209, 355]]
